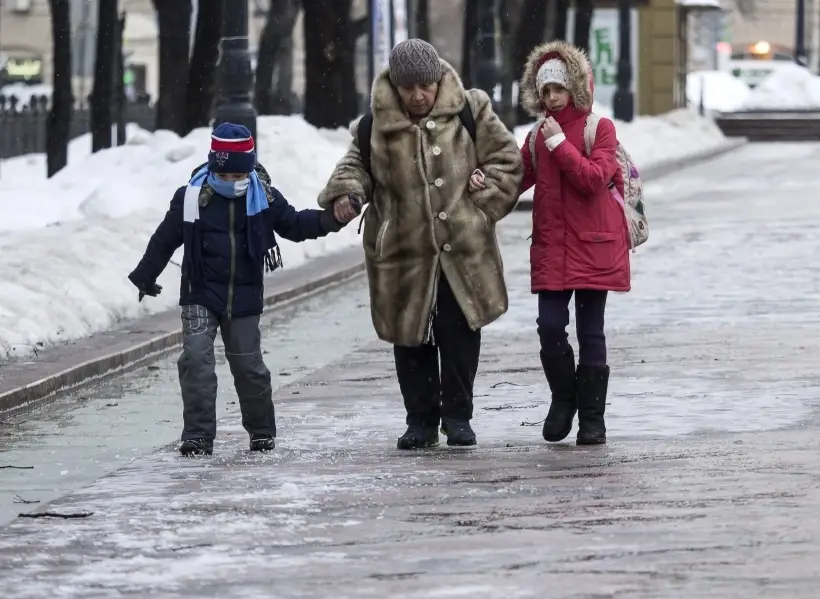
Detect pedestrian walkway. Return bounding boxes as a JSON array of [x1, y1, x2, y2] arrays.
[[2, 142, 820, 597]]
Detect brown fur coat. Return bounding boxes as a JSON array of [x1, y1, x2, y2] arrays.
[[318, 61, 523, 346]]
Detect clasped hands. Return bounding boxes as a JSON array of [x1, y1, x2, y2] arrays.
[[332, 194, 363, 223]]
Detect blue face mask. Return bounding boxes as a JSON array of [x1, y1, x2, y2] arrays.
[[207, 172, 250, 198]]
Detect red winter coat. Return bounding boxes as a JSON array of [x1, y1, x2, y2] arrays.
[[519, 41, 631, 293]]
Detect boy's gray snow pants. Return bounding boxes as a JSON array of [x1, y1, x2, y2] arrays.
[[177, 304, 275, 441]]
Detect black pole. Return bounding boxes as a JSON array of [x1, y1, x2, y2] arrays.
[[474, 0, 497, 100], [367, 0, 375, 107], [115, 13, 127, 146], [213, 0, 257, 143], [796, 0, 807, 66], [389, 0, 396, 47], [612, 0, 634, 122]]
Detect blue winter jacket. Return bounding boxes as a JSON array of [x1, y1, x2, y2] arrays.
[[129, 164, 339, 318]]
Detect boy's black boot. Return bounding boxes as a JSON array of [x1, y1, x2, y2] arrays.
[[540, 349, 577, 442], [397, 424, 439, 450], [576, 365, 610, 446], [179, 438, 213, 456], [249, 434, 276, 452], [441, 418, 477, 447]]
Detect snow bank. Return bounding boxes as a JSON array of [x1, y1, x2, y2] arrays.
[[687, 70, 751, 113], [0, 117, 354, 358], [741, 63, 820, 110], [514, 107, 727, 169]]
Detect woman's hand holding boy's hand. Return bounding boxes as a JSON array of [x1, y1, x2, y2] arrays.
[[468, 169, 486, 192], [333, 195, 360, 223], [541, 117, 563, 139]]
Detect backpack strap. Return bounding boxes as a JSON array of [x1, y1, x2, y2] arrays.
[[527, 118, 544, 172], [357, 112, 374, 174], [583, 112, 602, 156], [458, 102, 477, 142]]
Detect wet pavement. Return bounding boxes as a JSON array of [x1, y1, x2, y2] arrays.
[[2, 142, 820, 597], [0, 276, 374, 525]]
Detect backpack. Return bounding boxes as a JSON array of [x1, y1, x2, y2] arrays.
[[527, 114, 649, 250], [357, 103, 477, 175]]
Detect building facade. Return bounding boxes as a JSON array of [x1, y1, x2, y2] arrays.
[[1, 0, 683, 117]]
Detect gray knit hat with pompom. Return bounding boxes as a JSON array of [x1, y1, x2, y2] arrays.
[[388, 39, 443, 88]]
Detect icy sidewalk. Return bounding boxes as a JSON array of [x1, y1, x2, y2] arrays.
[[2, 142, 820, 597]]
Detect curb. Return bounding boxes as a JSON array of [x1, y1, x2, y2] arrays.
[[0, 245, 366, 416], [513, 138, 748, 211]]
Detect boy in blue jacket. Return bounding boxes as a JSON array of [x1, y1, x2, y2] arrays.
[[128, 123, 349, 456]]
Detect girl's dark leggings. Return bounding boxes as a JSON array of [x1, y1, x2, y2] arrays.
[[537, 290, 608, 367]]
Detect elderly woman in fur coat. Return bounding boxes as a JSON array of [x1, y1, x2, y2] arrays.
[[319, 39, 523, 450]]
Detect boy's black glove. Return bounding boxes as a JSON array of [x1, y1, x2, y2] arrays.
[[137, 283, 163, 302], [128, 272, 162, 302], [319, 208, 346, 233]]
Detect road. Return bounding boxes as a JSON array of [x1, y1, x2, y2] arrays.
[[2, 142, 820, 598]]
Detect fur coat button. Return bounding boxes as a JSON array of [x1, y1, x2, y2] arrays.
[[434, 178, 444, 187], [438, 212, 448, 220], [442, 243, 452, 252], [432, 146, 442, 155], [426, 120, 436, 130]]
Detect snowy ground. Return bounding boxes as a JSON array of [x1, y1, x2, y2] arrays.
[[687, 70, 751, 113], [2, 142, 820, 596], [0, 109, 730, 360], [741, 62, 820, 110], [0, 117, 361, 359]]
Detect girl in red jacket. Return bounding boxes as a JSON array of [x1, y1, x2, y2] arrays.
[[519, 41, 631, 446]]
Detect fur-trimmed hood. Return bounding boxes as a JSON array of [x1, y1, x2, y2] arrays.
[[369, 59, 467, 132], [519, 40, 593, 117]]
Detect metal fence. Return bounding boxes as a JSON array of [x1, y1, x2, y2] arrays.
[[0, 95, 157, 160]]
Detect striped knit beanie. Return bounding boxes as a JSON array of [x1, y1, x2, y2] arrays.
[[208, 123, 256, 174]]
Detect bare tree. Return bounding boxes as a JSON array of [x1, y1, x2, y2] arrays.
[[513, 0, 548, 124], [554, 0, 569, 40], [302, 0, 358, 128], [415, 0, 430, 41], [461, 0, 478, 89], [498, 0, 523, 128], [47, 0, 72, 176], [185, 0, 223, 134], [90, 0, 117, 152], [573, 0, 594, 53], [152, 0, 192, 134], [255, 0, 301, 115]]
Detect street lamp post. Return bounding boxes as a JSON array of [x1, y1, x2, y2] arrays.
[[796, 0, 807, 66], [612, 0, 634, 122], [474, 0, 498, 101], [213, 0, 257, 141]]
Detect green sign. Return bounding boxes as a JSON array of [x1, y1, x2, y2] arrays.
[[591, 27, 617, 86]]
